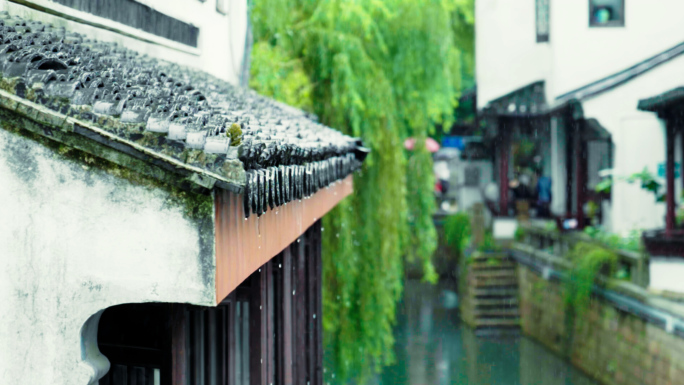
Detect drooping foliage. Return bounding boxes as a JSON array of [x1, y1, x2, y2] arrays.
[[562, 242, 617, 351], [249, 0, 474, 381]]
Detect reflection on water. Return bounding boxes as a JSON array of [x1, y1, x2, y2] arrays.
[[378, 280, 598, 385]]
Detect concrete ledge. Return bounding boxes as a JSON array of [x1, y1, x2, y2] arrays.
[[511, 243, 684, 339]]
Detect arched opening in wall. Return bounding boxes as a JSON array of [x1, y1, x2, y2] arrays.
[[97, 303, 175, 385]]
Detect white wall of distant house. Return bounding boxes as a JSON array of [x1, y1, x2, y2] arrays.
[[550, 0, 684, 99], [0, 129, 215, 384], [475, 0, 551, 108], [582, 53, 684, 234], [0, 0, 249, 85]]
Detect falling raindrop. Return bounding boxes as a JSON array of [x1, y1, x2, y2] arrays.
[[292, 290, 296, 295], [279, 264, 282, 268], [297, 238, 301, 243], [336, 233, 340, 238], [313, 314, 316, 319], [321, 227, 325, 232]]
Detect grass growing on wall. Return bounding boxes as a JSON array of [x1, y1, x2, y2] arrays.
[[562, 242, 617, 351], [249, 0, 474, 381]]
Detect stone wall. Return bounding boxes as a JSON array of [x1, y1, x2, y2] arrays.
[[518, 266, 684, 385]]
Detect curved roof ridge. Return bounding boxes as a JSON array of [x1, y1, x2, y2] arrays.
[[556, 41, 684, 104]]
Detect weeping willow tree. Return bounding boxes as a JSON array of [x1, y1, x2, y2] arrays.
[[250, 0, 474, 381]]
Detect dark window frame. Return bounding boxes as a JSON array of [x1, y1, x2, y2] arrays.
[[536, 0, 550, 43], [52, 0, 200, 47], [589, 0, 625, 28]]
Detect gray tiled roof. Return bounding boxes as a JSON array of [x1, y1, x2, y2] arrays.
[[0, 13, 366, 217], [637, 87, 684, 113]]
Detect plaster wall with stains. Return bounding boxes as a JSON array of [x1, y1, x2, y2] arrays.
[[0, 127, 216, 384]]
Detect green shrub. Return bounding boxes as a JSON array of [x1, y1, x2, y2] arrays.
[[444, 212, 471, 257], [583, 226, 641, 252], [514, 226, 526, 242], [478, 230, 501, 252]]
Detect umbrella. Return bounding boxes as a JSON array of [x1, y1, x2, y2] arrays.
[[404, 137, 440, 153]]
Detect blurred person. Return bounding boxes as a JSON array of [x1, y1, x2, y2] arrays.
[[536, 169, 552, 217]]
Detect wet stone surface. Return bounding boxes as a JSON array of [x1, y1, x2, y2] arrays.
[[0, 12, 364, 217]]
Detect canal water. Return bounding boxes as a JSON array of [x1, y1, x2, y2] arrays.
[[378, 280, 599, 385]]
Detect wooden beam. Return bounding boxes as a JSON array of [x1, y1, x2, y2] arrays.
[[171, 306, 188, 385], [499, 119, 510, 216], [666, 120, 676, 235], [215, 176, 354, 304], [292, 241, 307, 384], [282, 250, 294, 385], [249, 267, 266, 385], [313, 222, 324, 385], [575, 121, 587, 228]]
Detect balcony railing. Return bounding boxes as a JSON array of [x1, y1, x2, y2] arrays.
[[515, 223, 649, 287]]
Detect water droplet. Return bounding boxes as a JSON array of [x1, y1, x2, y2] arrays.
[[297, 239, 301, 243], [275, 211, 279, 215], [292, 290, 296, 295], [259, 269, 261, 272], [336, 233, 340, 238], [279, 264, 282, 268], [313, 314, 316, 319], [321, 227, 325, 232], [260, 306, 262, 310], [244, 217, 248, 221], [261, 359, 263, 364]]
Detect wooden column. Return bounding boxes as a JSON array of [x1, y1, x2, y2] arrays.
[[249, 267, 268, 385], [171, 306, 188, 385], [666, 120, 676, 235], [575, 121, 587, 228], [680, 125, 684, 193], [498, 119, 510, 216]]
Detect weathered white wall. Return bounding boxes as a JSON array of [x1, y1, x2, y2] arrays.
[[582, 53, 684, 233], [650, 259, 684, 293], [475, 0, 551, 108], [550, 0, 684, 99], [0, 129, 215, 384], [0, 0, 249, 85]]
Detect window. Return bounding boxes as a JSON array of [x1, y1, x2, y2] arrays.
[[52, 0, 200, 47], [536, 0, 550, 42], [589, 0, 625, 27]]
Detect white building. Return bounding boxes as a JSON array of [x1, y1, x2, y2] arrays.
[[476, 0, 684, 234]]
